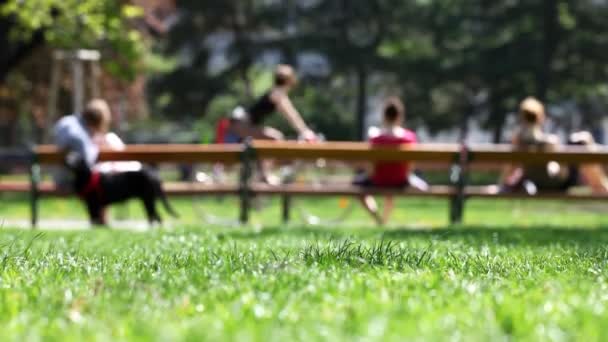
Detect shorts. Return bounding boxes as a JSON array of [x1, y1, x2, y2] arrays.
[[539, 165, 579, 192], [506, 164, 579, 193], [224, 131, 242, 144], [352, 174, 409, 189]]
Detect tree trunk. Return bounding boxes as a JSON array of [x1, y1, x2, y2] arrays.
[[232, 2, 253, 100], [356, 66, 368, 141], [490, 92, 506, 143], [538, 0, 558, 100]]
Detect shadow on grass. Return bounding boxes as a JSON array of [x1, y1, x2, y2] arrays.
[[222, 224, 608, 247]]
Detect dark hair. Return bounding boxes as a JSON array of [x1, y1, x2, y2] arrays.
[[383, 97, 405, 123], [521, 110, 539, 124], [274, 64, 297, 87]]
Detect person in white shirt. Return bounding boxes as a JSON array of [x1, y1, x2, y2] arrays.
[[92, 132, 142, 173]]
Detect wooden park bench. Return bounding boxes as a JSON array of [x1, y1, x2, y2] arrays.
[[2, 141, 608, 227], [251, 141, 608, 223]]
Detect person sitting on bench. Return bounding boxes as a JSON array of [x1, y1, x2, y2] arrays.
[[354, 97, 428, 225], [500, 97, 608, 194], [92, 130, 142, 174], [53, 99, 111, 189], [54, 99, 139, 223]]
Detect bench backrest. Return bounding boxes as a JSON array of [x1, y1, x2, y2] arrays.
[[35, 144, 243, 165], [32, 142, 608, 165], [252, 141, 608, 164]]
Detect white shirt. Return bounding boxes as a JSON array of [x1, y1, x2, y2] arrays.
[[93, 132, 142, 173]]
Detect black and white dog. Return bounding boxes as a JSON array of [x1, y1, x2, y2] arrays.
[[66, 153, 178, 226]]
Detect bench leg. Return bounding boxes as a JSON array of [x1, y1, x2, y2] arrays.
[[449, 195, 465, 225], [239, 191, 250, 224], [29, 163, 41, 229], [239, 139, 255, 225], [281, 195, 291, 224], [449, 144, 470, 226]]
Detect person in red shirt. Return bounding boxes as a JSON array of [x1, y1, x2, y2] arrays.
[[354, 97, 426, 224]]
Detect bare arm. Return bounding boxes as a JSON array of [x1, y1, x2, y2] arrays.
[[272, 91, 311, 135]]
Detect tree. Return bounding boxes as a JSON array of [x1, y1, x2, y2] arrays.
[[1, 0, 147, 80], [0, 0, 154, 145], [151, 0, 608, 142]]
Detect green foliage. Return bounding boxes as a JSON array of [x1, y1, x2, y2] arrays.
[[1, 0, 147, 80], [151, 0, 608, 140]]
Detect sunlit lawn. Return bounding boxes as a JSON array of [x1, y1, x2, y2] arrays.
[[1, 195, 608, 340]]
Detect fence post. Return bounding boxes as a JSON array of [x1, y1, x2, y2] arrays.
[[449, 144, 470, 225], [239, 139, 255, 224], [29, 150, 41, 229]]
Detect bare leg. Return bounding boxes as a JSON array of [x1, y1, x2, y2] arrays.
[[100, 206, 108, 224], [232, 122, 285, 184], [381, 196, 395, 224], [231, 121, 284, 141], [580, 164, 608, 193], [359, 195, 383, 225], [570, 131, 608, 194]]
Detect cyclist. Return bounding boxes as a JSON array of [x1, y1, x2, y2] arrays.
[[228, 64, 316, 142]]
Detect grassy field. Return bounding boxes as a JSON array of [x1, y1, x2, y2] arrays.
[[1, 195, 608, 340]]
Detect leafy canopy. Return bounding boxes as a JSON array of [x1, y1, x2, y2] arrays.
[[1, 0, 147, 80]]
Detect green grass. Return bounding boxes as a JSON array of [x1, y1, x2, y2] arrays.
[[1, 195, 608, 340]]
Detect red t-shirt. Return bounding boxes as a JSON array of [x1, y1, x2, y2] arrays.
[[370, 128, 417, 186], [215, 118, 230, 143]]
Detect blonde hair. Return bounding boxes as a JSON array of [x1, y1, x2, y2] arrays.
[[519, 97, 546, 125], [82, 99, 111, 132], [274, 64, 297, 87]]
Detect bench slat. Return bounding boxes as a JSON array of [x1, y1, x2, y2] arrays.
[[35, 145, 243, 165], [2, 180, 608, 201], [30, 143, 608, 165], [253, 141, 608, 164], [250, 184, 456, 197]]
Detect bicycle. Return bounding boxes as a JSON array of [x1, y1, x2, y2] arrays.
[[191, 134, 356, 226]]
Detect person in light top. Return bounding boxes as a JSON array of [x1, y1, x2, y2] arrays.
[[92, 131, 142, 174], [354, 97, 428, 225]]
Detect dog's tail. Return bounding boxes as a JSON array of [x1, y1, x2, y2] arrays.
[[155, 179, 179, 218]]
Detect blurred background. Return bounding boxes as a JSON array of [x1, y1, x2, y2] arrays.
[[2, 0, 608, 147]]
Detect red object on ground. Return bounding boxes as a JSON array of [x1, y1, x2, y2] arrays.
[[370, 128, 417, 186], [215, 118, 230, 144]]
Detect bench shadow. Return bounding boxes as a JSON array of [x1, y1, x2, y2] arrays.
[[222, 224, 608, 247]]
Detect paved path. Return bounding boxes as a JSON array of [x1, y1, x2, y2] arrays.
[[1, 219, 156, 231]]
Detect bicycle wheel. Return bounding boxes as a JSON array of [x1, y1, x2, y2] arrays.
[[285, 159, 356, 226], [190, 163, 243, 226], [191, 163, 275, 226]]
